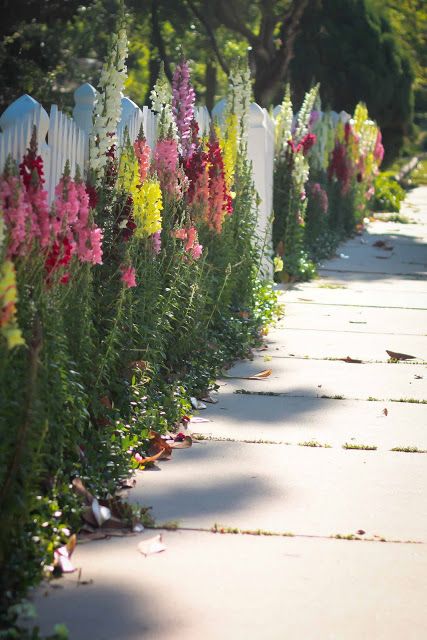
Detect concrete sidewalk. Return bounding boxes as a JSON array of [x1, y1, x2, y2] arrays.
[[34, 188, 427, 640]]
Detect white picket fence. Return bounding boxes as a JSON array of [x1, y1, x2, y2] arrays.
[[0, 83, 275, 274]]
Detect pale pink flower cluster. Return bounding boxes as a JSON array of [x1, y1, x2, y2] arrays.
[[151, 231, 162, 255], [0, 172, 50, 254], [153, 139, 179, 196], [53, 178, 103, 265], [172, 226, 203, 260], [134, 138, 151, 183], [172, 59, 196, 159], [310, 182, 329, 214], [120, 265, 137, 288]]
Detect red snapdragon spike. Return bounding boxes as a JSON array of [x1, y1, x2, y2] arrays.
[[19, 129, 45, 190], [86, 184, 98, 209], [301, 133, 317, 156]]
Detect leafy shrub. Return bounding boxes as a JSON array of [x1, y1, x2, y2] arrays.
[[371, 172, 405, 212]]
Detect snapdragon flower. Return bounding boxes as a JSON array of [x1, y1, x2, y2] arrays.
[[90, 22, 128, 182]]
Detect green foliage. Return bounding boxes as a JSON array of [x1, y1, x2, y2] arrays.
[[371, 172, 406, 212], [290, 0, 414, 163]]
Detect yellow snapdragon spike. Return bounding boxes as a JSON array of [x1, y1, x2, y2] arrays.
[[134, 179, 163, 238], [353, 103, 368, 136], [0, 259, 25, 349], [224, 113, 238, 187]]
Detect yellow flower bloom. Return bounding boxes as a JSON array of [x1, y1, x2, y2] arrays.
[[215, 113, 238, 191], [0, 259, 25, 349], [134, 178, 163, 238], [118, 142, 163, 238]]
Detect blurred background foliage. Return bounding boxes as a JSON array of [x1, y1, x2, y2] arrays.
[[0, 0, 426, 164]]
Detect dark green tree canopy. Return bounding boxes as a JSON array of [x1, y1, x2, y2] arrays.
[[290, 0, 414, 162]]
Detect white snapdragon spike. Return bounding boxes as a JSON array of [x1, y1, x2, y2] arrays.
[[90, 25, 128, 181], [275, 85, 293, 155], [311, 111, 335, 172], [227, 61, 252, 141], [294, 84, 319, 143], [150, 67, 178, 142], [292, 150, 310, 197]]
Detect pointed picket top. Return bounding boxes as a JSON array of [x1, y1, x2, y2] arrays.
[[211, 98, 227, 123], [73, 83, 97, 135], [272, 104, 282, 120], [0, 94, 49, 140], [248, 102, 265, 128]]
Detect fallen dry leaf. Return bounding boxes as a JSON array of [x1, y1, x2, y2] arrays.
[[149, 431, 173, 457], [170, 435, 192, 449], [224, 368, 272, 380], [201, 394, 218, 404], [189, 416, 210, 424], [373, 240, 393, 250], [91, 499, 111, 527], [386, 350, 416, 361], [138, 534, 166, 557], [383, 408, 388, 417], [72, 478, 94, 504], [340, 356, 363, 364], [249, 369, 272, 380]]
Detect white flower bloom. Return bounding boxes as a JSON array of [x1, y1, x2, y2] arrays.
[[150, 65, 178, 142], [226, 60, 252, 141], [90, 21, 128, 182], [275, 85, 293, 154], [295, 84, 319, 143]]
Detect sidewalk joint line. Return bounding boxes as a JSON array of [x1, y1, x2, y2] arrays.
[[146, 524, 425, 546]]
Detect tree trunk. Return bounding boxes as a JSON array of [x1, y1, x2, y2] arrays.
[[205, 61, 217, 111]]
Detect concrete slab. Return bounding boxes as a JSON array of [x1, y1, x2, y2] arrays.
[[281, 285, 427, 310], [32, 533, 427, 640], [130, 441, 427, 541], [221, 356, 427, 401], [192, 395, 427, 450], [307, 271, 427, 290], [274, 302, 426, 336], [264, 328, 427, 361]]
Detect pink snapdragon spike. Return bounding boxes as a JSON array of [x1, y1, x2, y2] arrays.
[[206, 134, 233, 233], [151, 231, 162, 255], [172, 58, 196, 159], [153, 138, 179, 196], [309, 110, 320, 130], [0, 173, 33, 257], [310, 182, 329, 214], [374, 130, 384, 166], [120, 265, 137, 288], [19, 129, 51, 248], [134, 137, 151, 183], [172, 226, 203, 259], [191, 243, 203, 260]]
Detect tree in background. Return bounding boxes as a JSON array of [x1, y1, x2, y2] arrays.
[[0, 0, 422, 160], [289, 0, 414, 164]]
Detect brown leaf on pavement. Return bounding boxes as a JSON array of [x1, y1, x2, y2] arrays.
[[72, 478, 94, 504], [383, 408, 388, 417], [386, 350, 416, 360], [170, 435, 193, 449], [249, 369, 272, 379], [149, 431, 173, 457]]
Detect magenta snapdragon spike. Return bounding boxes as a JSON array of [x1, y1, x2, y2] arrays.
[[172, 58, 196, 159]]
